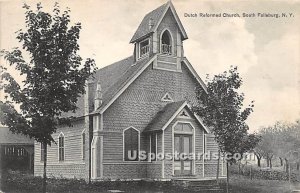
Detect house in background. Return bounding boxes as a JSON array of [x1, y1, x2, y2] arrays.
[[34, 1, 226, 180], [0, 126, 34, 173]]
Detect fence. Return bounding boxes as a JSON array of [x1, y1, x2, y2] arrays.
[[230, 164, 300, 182]]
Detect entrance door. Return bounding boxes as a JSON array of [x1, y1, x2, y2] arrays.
[[174, 135, 192, 175]]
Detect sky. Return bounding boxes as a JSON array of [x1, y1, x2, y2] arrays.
[[0, 0, 299, 132]]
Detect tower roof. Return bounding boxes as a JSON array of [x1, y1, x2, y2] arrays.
[[130, 1, 188, 43]]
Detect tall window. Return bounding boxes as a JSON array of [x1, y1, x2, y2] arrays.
[[58, 133, 64, 161], [124, 127, 139, 161], [41, 143, 45, 161], [161, 30, 172, 55], [82, 130, 86, 160]]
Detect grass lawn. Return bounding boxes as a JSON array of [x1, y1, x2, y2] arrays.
[[227, 174, 300, 193]]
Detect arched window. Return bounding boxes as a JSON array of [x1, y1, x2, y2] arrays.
[[58, 133, 65, 161], [174, 122, 193, 133], [161, 30, 172, 55], [124, 127, 139, 161]]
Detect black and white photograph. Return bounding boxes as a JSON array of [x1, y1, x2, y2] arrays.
[[0, 0, 299, 192]]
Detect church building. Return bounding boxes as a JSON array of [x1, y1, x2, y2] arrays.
[[34, 1, 226, 181]]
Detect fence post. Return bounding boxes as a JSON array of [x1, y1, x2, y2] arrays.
[[289, 163, 291, 191]]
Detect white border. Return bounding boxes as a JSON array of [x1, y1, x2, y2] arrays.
[[91, 136, 98, 179]]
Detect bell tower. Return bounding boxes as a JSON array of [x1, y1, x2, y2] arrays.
[[130, 1, 188, 72]]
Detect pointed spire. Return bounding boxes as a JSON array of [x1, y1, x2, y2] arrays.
[[149, 17, 154, 30], [94, 81, 102, 110]]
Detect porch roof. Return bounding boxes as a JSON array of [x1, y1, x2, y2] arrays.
[[143, 101, 186, 133], [0, 127, 34, 145]]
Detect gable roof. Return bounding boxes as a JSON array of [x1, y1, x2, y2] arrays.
[[61, 56, 136, 118], [91, 55, 156, 114], [130, 1, 188, 43], [0, 127, 34, 145], [144, 101, 186, 132], [89, 55, 207, 115], [143, 101, 209, 133], [61, 54, 207, 118]]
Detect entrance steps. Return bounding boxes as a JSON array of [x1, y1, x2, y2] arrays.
[[172, 178, 224, 192]]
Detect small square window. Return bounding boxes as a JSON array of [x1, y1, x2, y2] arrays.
[[139, 39, 149, 58]]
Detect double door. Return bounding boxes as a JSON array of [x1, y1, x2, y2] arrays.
[[174, 134, 192, 175]]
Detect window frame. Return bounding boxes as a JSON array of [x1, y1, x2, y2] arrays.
[[58, 132, 65, 162], [149, 133, 158, 162], [123, 127, 140, 162], [160, 29, 173, 55], [138, 38, 150, 59]]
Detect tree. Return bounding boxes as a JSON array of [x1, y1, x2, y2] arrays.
[[0, 3, 96, 193], [273, 121, 300, 173], [193, 66, 260, 193], [254, 126, 277, 168], [256, 121, 300, 172]]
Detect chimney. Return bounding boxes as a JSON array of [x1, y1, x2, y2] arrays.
[[149, 18, 154, 29], [94, 81, 102, 110]]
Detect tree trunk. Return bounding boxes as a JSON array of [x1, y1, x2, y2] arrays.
[[43, 142, 47, 193], [266, 156, 270, 167], [279, 157, 283, 166], [297, 162, 299, 171], [216, 150, 220, 183], [256, 156, 261, 167], [285, 159, 289, 173], [269, 158, 272, 169], [226, 162, 229, 193]]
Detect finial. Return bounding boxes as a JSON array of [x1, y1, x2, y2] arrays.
[[94, 81, 102, 110], [149, 17, 154, 29]]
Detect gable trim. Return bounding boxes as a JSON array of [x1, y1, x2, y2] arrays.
[[182, 58, 208, 93], [99, 55, 157, 114], [161, 102, 210, 134], [194, 114, 210, 134], [161, 101, 187, 131]]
